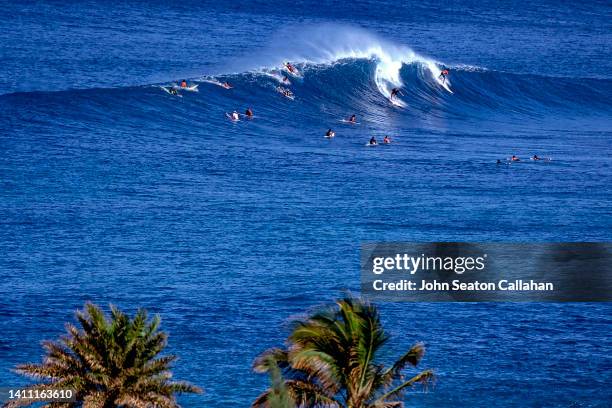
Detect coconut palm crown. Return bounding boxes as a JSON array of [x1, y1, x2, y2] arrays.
[[8, 302, 201, 408], [252, 297, 433, 408]]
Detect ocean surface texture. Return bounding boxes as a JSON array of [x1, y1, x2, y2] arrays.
[[1, 0, 611, 406]]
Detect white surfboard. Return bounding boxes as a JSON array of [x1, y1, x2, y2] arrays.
[[203, 79, 233, 89], [283, 64, 302, 78], [277, 87, 295, 100], [389, 98, 406, 107], [225, 113, 240, 122], [173, 84, 199, 92], [435, 77, 453, 94], [160, 86, 182, 97]]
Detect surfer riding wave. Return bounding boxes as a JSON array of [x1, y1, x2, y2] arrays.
[[157, 25, 601, 116]]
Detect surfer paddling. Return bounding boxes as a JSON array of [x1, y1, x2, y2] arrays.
[[369, 137, 378, 146], [245, 108, 254, 118], [325, 129, 335, 138], [383, 135, 391, 144], [180, 79, 188, 88], [348, 114, 357, 123]]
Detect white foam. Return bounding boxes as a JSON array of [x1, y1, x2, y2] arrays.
[[238, 24, 446, 102]]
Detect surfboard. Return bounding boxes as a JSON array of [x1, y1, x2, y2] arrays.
[[276, 87, 295, 100], [340, 119, 360, 124], [324, 135, 335, 139], [283, 64, 302, 78], [203, 79, 233, 89], [435, 77, 453, 93], [174, 84, 199, 92], [160, 86, 182, 97], [365, 143, 378, 147], [225, 113, 240, 122], [262, 70, 292, 86], [389, 98, 405, 107]]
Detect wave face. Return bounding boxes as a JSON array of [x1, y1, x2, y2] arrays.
[[4, 25, 610, 129], [218, 24, 612, 120]]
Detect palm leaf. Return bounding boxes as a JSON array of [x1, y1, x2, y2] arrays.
[[10, 303, 201, 407]]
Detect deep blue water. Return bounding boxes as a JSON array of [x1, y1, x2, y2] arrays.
[[1, 0, 611, 406]]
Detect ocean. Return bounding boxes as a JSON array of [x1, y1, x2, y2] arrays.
[[1, 0, 611, 406]]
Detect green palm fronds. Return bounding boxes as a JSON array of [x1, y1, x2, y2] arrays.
[[7, 303, 201, 408], [253, 297, 433, 408]]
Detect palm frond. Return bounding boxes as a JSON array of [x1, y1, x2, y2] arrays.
[[253, 348, 289, 373], [11, 302, 201, 407], [252, 297, 432, 408], [380, 343, 426, 386], [375, 369, 434, 403]]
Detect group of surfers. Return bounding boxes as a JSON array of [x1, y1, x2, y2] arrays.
[[498, 155, 549, 164], [228, 107, 254, 121], [325, 122, 391, 145], [276, 62, 296, 98], [170, 63, 455, 146], [222, 63, 299, 121]]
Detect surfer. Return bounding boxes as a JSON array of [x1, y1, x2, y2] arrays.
[[369, 137, 377, 145], [180, 79, 187, 88], [282, 76, 291, 85], [348, 114, 357, 123], [390, 88, 403, 100], [245, 108, 253, 118], [285, 62, 297, 74], [439, 68, 449, 83], [231, 111, 240, 121], [222, 82, 233, 89], [277, 87, 293, 98], [532, 154, 542, 161], [168, 87, 179, 96], [511, 155, 520, 162], [326, 129, 335, 138], [383, 135, 391, 144]]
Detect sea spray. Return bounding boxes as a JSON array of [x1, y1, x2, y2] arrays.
[[228, 24, 444, 101]]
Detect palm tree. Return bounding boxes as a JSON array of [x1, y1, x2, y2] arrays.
[[7, 302, 201, 408], [252, 297, 433, 408], [263, 355, 295, 408]]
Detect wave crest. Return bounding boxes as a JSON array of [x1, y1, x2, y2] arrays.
[[230, 24, 446, 103]]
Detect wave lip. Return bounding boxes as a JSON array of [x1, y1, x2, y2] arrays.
[[225, 24, 450, 106]]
